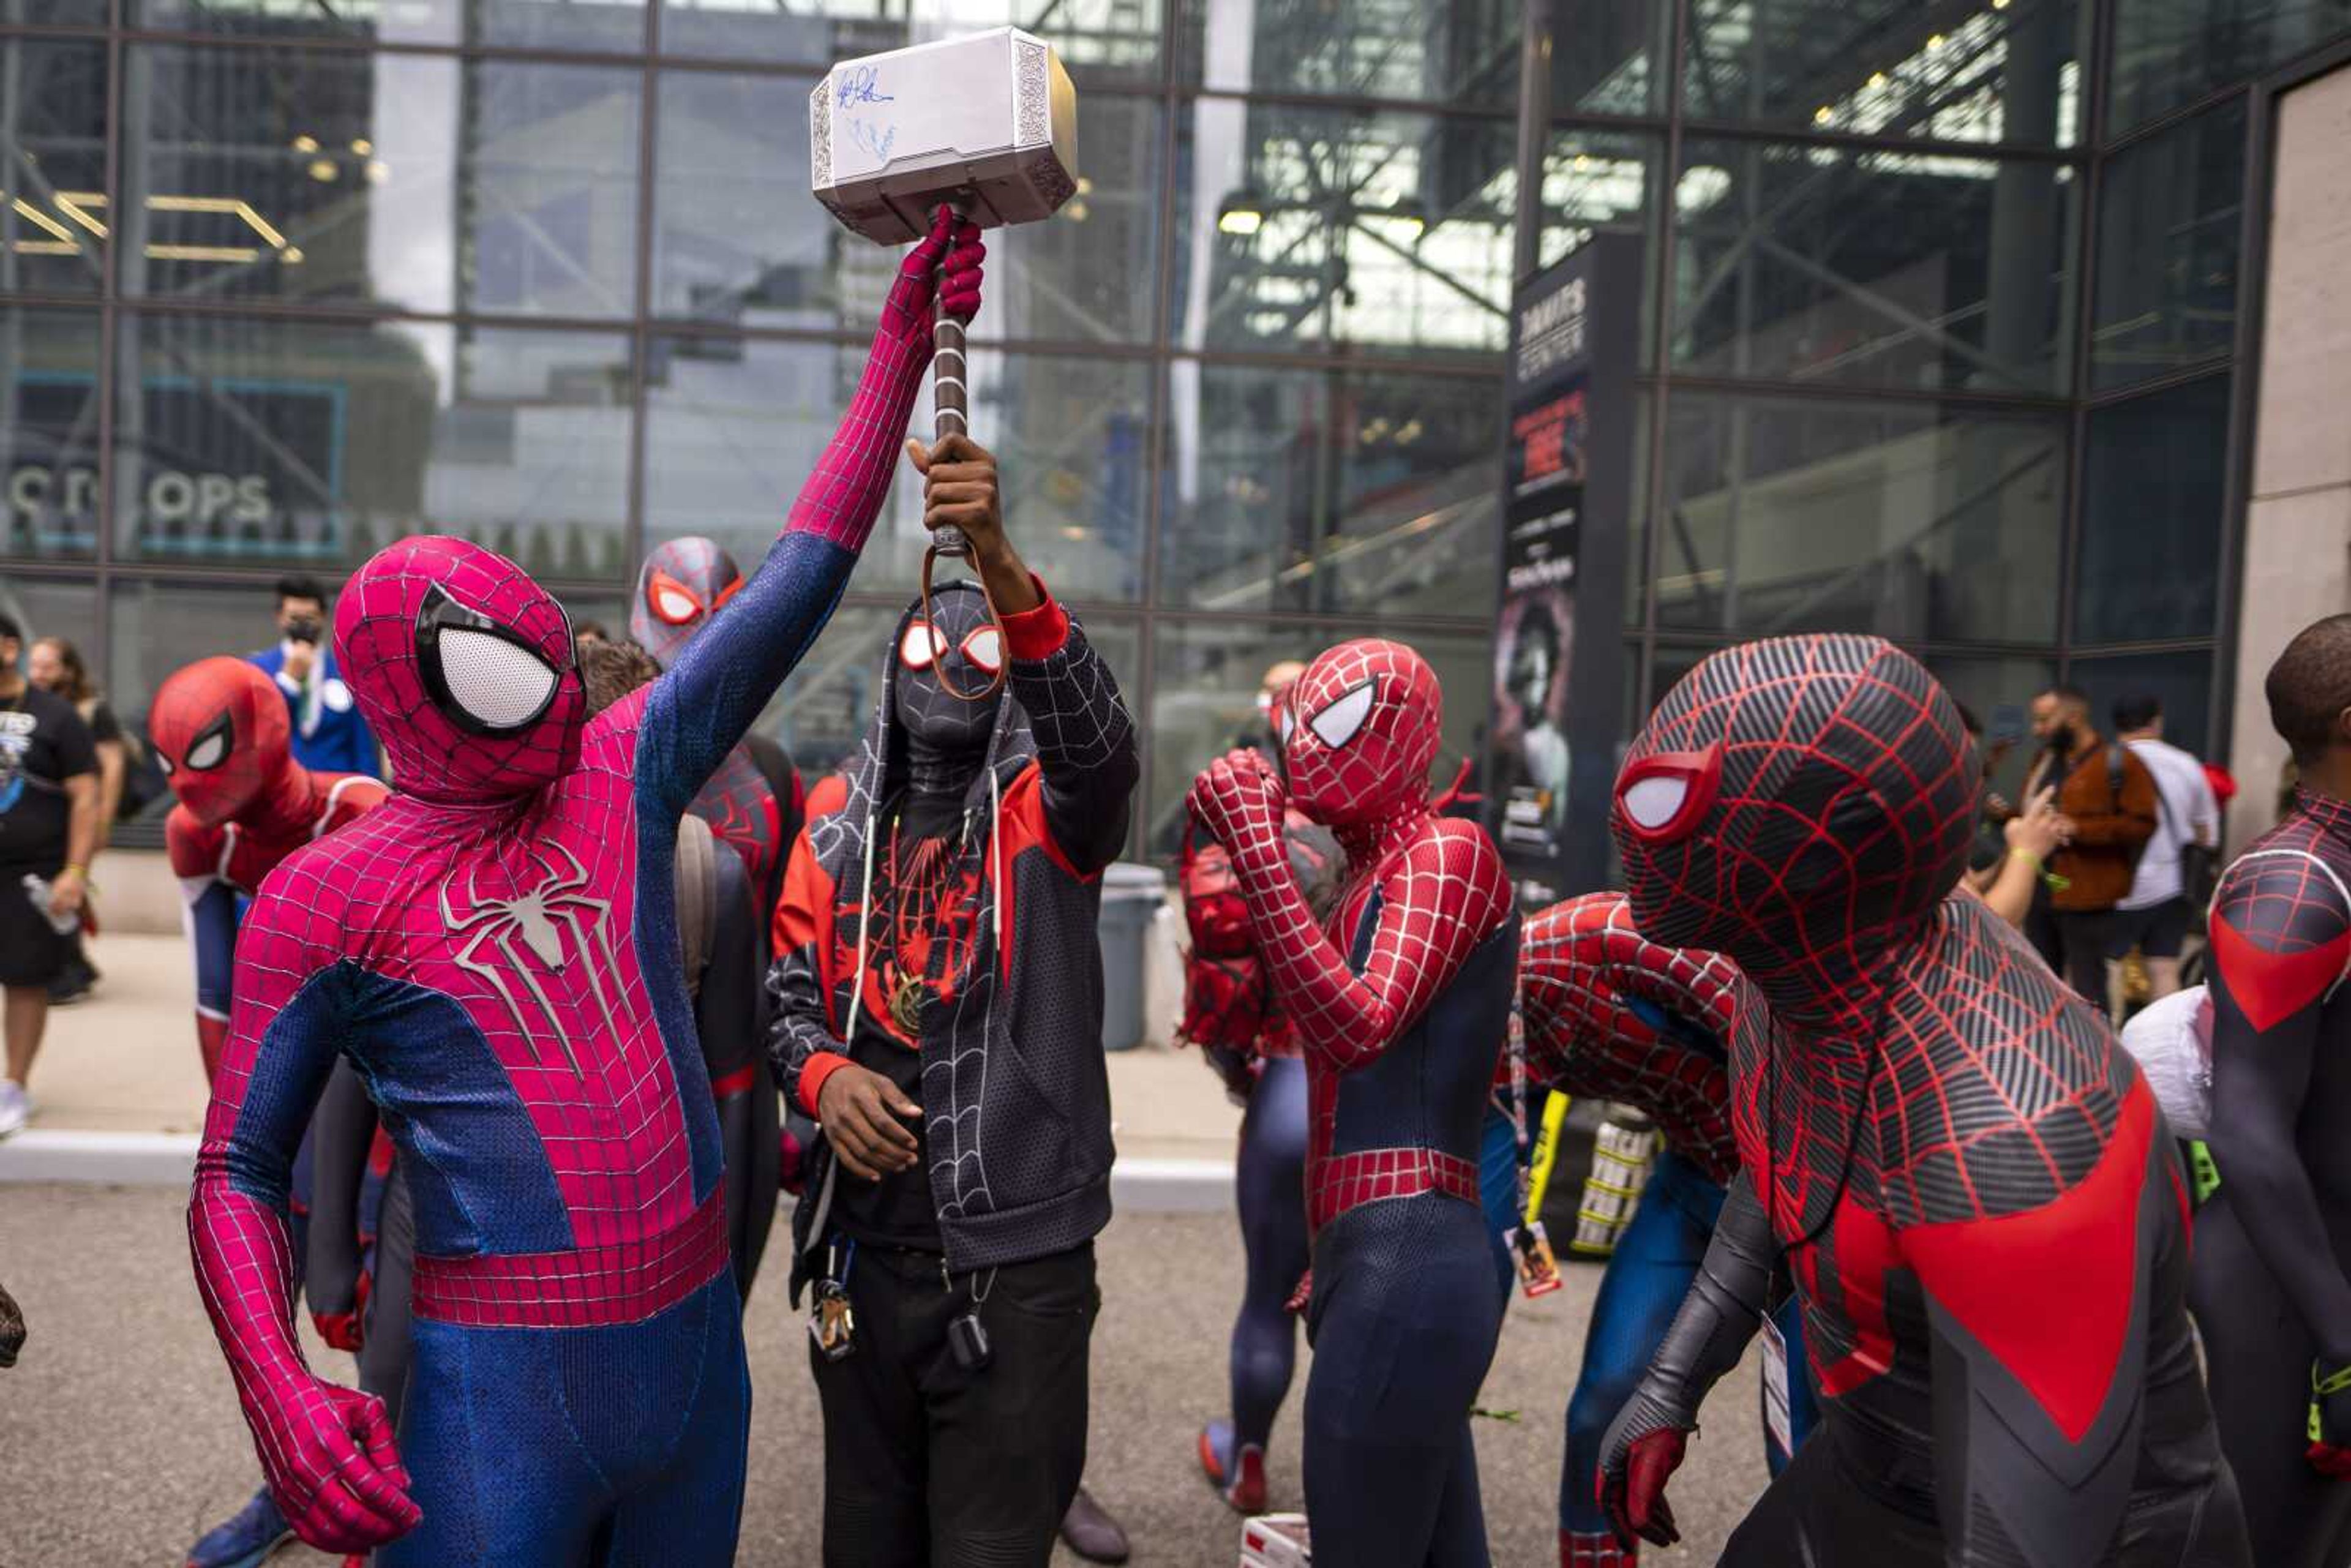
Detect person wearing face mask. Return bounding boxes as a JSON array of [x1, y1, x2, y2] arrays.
[[768, 432, 1139, 1568], [2023, 685, 2159, 1008], [249, 574, 383, 780]]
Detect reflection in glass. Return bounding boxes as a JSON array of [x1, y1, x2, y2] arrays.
[[1147, 620, 1486, 857], [107, 579, 291, 733], [0, 576, 101, 679], [645, 337, 1150, 602], [1184, 0, 1663, 114], [1160, 362, 1500, 618], [127, 0, 647, 55], [1674, 140, 2074, 394], [652, 73, 1159, 344], [114, 315, 633, 575], [1684, 0, 2082, 146], [2091, 99, 2244, 392], [2069, 650, 2214, 756], [2109, 0, 2351, 134], [1656, 392, 2066, 643], [128, 50, 460, 315], [1, 308, 103, 561], [0, 41, 108, 298], [1172, 101, 1536, 362], [657, 0, 1160, 82], [1534, 132, 1664, 353], [2078, 375, 2227, 643]]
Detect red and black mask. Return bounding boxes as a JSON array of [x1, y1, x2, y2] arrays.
[[336, 536, 584, 803], [149, 657, 294, 830], [1610, 634, 1976, 1003], [629, 536, 746, 672], [1281, 639, 1442, 837]]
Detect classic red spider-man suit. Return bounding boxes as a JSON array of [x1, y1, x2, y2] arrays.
[[151, 658, 387, 1086], [1189, 638, 1515, 1567], [186, 209, 981, 1564], [1594, 634, 2248, 1566]]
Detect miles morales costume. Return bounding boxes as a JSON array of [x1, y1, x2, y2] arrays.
[[1188, 639, 1515, 1568], [186, 207, 983, 1565], [1178, 718, 1344, 1515], [151, 656, 389, 1568], [1521, 890, 1816, 1567], [2199, 618, 2351, 1568], [770, 571, 1138, 1565], [1595, 634, 2248, 1566]]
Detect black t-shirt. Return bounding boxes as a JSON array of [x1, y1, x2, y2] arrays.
[[0, 685, 97, 868], [831, 1010, 940, 1251], [83, 700, 121, 748]]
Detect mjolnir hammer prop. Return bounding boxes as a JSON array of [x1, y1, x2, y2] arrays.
[[811, 27, 1079, 700]]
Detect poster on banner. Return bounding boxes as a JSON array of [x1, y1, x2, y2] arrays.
[[1487, 233, 1638, 898]]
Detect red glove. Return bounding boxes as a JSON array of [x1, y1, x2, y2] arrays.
[[261, 1380, 419, 1552], [885, 205, 986, 345], [1284, 1269, 1313, 1316], [312, 1269, 371, 1353], [1187, 749, 1286, 873], [1597, 1392, 1692, 1549]]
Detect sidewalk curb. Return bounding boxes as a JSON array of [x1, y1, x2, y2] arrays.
[[0, 1131, 1241, 1213]]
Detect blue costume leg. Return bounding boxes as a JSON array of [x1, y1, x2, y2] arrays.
[[1212, 1056, 1310, 1488], [1303, 1197, 1502, 1568], [1477, 1100, 1524, 1305], [1559, 1150, 1722, 1550], [381, 1276, 748, 1568]]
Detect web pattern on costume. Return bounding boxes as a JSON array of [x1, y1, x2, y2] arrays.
[[1611, 634, 2173, 1564], [2209, 790, 2351, 1030], [1192, 639, 1512, 1232], [188, 223, 950, 1544], [1520, 890, 1744, 1185], [629, 536, 744, 672]]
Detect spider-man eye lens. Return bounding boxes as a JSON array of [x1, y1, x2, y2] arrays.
[[415, 583, 568, 737], [961, 626, 1003, 676], [1615, 745, 1723, 844], [1307, 680, 1376, 750], [648, 570, 702, 626], [182, 713, 234, 773], [712, 575, 745, 610], [900, 621, 947, 670], [1275, 705, 1294, 744]]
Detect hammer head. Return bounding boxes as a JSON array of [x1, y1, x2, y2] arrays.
[[811, 26, 1079, 246]]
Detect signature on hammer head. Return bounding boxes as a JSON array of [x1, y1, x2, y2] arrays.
[[836, 65, 895, 108]]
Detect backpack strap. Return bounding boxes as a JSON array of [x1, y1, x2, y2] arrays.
[[2107, 743, 2127, 807], [674, 813, 718, 999]]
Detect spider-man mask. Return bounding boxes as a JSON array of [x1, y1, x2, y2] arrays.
[[629, 536, 746, 671], [149, 657, 291, 829], [893, 582, 1004, 777], [1282, 639, 1442, 832], [336, 536, 585, 803], [1609, 634, 1977, 975]]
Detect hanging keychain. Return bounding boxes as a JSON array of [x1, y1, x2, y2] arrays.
[[943, 1257, 997, 1373], [810, 1239, 858, 1361], [1500, 984, 1564, 1298]]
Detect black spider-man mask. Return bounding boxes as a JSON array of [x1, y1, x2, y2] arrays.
[[1610, 634, 1976, 1004], [893, 583, 1005, 798]]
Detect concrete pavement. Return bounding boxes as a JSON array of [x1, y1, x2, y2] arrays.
[[0, 1183, 1769, 1567]]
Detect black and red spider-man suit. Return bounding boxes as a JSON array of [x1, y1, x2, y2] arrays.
[[628, 534, 805, 936], [1594, 634, 2248, 1566], [1188, 638, 1515, 1567], [2201, 782, 2351, 1568], [151, 656, 386, 1086]]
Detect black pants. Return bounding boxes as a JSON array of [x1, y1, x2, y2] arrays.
[[2053, 910, 2118, 1005], [811, 1240, 1097, 1568]]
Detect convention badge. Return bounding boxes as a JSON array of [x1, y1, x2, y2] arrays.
[[809, 1279, 857, 1362], [1505, 1220, 1564, 1299], [1761, 1313, 1794, 1461]]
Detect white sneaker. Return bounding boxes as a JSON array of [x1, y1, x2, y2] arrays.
[[0, 1080, 28, 1138]]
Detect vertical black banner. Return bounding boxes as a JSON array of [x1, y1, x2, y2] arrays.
[[1488, 232, 1640, 901]]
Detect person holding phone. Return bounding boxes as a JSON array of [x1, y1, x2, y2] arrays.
[[249, 573, 381, 779]]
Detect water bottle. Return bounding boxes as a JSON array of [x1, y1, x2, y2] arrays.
[[21, 874, 80, 936]]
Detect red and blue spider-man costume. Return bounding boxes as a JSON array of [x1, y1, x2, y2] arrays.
[[186, 208, 981, 1566], [1189, 638, 1514, 1567], [1521, 890, 1816, 1568], [1593, 634, 2247, 1566], [152, 656, 391, 1568], [153, 657, 386, 1087]]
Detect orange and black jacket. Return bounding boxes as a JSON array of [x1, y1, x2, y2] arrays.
[[767, 587, 1138, 1294]]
